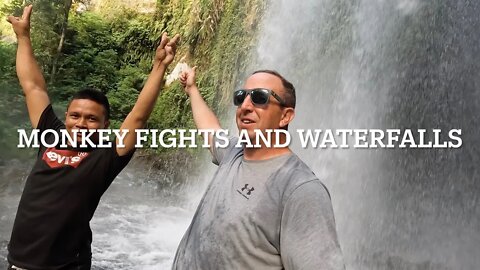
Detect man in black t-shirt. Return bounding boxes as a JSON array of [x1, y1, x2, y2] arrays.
[[6, 5, 179, 269]]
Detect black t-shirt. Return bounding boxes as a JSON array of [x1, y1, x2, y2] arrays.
[[8, 105, 134, 269]]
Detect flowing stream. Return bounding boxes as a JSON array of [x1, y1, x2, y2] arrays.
[[0, 158, 211, 269]]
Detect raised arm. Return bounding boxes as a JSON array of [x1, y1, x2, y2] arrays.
[[7, 5, 50, 128], [116, 33, 179, 156], [180, 67, 222, 151]]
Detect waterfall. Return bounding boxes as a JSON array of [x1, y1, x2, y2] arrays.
[[1, 0, 479, 269], [253, 0, 480, 269]]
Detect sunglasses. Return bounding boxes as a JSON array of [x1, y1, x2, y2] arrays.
[[233, 88, 287, 107]]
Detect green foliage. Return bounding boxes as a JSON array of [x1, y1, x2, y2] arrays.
[[0, 0, 264, 164], [66, 12, 117, 51], [150, 82, 190, 130], [112, 15, 162, 64], [56, 12, 119, 91], [107, 65, 144, 121], [0, 42, 15, 80], [178, 0, 265, 117], [0, 42, 33, 160], [0, 0, 15, 37], [0, 0, 24, 16]]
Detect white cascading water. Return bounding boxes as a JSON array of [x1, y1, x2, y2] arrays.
[[252, 0, 480, 269], [87, 157, 215, 269]]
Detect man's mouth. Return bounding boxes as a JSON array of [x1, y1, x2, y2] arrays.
[[72, 130, 87, 138], [241, 119, 254, 124]]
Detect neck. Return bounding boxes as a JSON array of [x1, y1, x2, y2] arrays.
[[243, 146, 291, 160], [242, 131, 292, 160]]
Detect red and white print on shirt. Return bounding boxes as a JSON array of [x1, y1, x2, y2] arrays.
[[42, 148, 90, 168]]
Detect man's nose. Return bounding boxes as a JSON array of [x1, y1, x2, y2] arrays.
[[240, 94, 254, 111], [75, 118, 87, 128]]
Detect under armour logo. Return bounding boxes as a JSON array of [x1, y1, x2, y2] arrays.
[[237, 184, 254, 199], [241, 184, 255, 195]]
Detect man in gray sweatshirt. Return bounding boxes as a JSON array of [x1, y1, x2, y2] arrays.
[[173, 68, 345, 270]]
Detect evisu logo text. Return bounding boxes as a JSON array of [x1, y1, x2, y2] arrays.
[[42, 148, 89, 168]]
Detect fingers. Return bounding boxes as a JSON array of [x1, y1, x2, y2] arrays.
[[6, 15, 15, 24], [158, 32, 169, 49], [167, 34, 180, 48], [166, 34, 179, 56], [179, 71, 187, 82], [187, 67, 197, 86], [180, 79, 187, 87], [179, 73, 187, 88], [160, 33, 180, 49], [23, 5, 33, 21], [165, 44, 173, 55], [180, 71, 187, 80], [155, 33, 180, 66], [6, 4, 32, 25]]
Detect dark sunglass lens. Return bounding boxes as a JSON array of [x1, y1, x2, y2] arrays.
[[251, 90, 269, 105], [233, 90, 246, 106]]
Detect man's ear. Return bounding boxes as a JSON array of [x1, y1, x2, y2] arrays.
[[104, 120, 110, 129], [279, 108, 295, 128]]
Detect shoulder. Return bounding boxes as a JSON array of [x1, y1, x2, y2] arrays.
[[92, 144, 134, 184], [268, 154, 330, 203], [37, 104, 65, 131], [87, 143, 133, 165], [272, 154, 317, 185], [213, 136, 243, 165]]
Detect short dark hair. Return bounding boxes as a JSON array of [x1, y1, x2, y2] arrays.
[[68, 88, 111, 120], [252, 70, 296, 108]]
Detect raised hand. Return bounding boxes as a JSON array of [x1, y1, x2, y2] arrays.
[[179, 66, 197, 94], [7, 5, 33, 38], [155, 32, 180, 66]]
